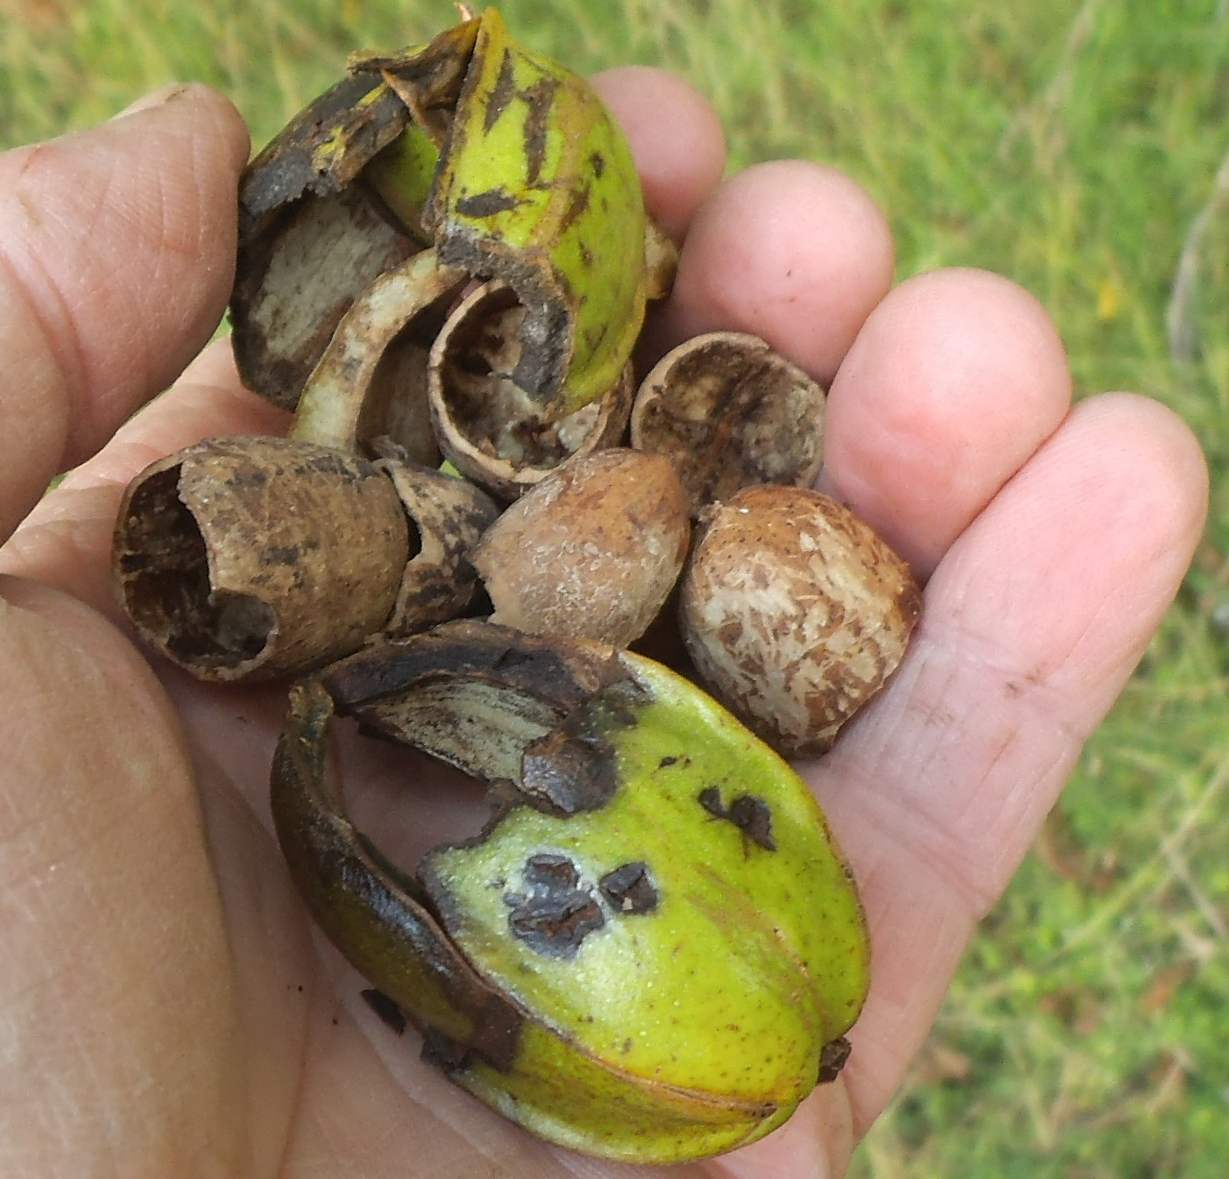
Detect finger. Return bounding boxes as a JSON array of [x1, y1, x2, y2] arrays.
[[714, 1079, 853, 1179], [0, 378, 289, 618], [647, 160, 895, 384], [176, 335, 243, 389], [590, 67, 726, 241], [807, 393, 1207, 1132], [0, 83, 249, 542], [818, 268, 1073, 576]]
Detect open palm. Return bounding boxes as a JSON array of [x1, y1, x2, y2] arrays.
[[0, 77, 1206, 1178]]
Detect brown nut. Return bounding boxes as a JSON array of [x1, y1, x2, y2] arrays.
[[112, 437, 410, 681], [631, 332, 826, 515], [471, 449, 690, 648], [112, 437, 499, 682], [679, 485, 921, 755], [428, 283, 633, 500]]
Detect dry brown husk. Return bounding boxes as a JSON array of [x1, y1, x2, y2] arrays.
[[232, 188, 420, 410], [377, 452, 501, 633], [229, 69, 431, 410]]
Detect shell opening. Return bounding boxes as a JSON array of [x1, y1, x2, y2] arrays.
[[434, 285, 602, 469], [117, 467, 275, 670]]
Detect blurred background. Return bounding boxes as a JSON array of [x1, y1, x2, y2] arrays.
[[1, 0, 1226, 1174]]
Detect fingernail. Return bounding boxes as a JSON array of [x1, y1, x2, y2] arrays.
[[111, 84, 191, 121]]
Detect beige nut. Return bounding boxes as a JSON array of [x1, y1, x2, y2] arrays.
[[471, 449, 690, 648], [428, 282, 633, 501], [631, 332, 826, 515], [679, 485, 921, 756]]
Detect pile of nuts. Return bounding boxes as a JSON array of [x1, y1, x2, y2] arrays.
[[111, 9, 919, 1165]]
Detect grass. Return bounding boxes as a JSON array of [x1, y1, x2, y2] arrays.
[[3, 0, 1227, 1173]]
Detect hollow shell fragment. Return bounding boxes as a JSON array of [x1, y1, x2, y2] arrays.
[[111, 438, 499, 682], [112, 437, 410, 681], [428, 283, 634, 500], [631, 332, 826, 515]]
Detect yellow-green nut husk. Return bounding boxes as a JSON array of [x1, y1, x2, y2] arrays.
[[272, 621, 869, 1162], [233, 8, 652, 423], [412, 7, 649, 416]]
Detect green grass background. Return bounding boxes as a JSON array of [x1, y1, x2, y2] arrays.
[[2, 0, 1227, 1174]]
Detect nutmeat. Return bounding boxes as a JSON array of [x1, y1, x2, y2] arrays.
[[680, 485, 922, 756]]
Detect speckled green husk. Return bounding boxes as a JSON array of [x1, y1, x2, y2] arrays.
[[429, 9, 647, 415], [237, 8, 650, 423], [272, 623, 869, 1163], [362, 8, 649, 417]]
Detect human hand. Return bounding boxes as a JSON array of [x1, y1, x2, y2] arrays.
[[0, 75, 1206, 1177]]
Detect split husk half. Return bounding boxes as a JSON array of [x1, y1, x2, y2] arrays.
[[273, 621, 869, 1163], [233, 7, 659, 425]]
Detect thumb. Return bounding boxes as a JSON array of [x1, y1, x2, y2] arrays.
[[0, 83, 249, 542]]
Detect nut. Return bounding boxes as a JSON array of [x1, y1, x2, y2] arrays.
[[470, 449, 690, 647], [112, 437, 409, 681], [112, 437, 498, 681], [631, 332, 826, 515], [680, 485, 921, 755], [273, 621, 869, 1163]]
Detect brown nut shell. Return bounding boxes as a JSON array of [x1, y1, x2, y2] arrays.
[[290, 248, 466, 462], [113, 437, 410, 682], [679, 486, 921, 756], [428, 283, 633, 501], [471, 449, 690, 648], [631, 332, 826, 515], [643, 219, 678, 301], [377, 454, 501, 633]]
